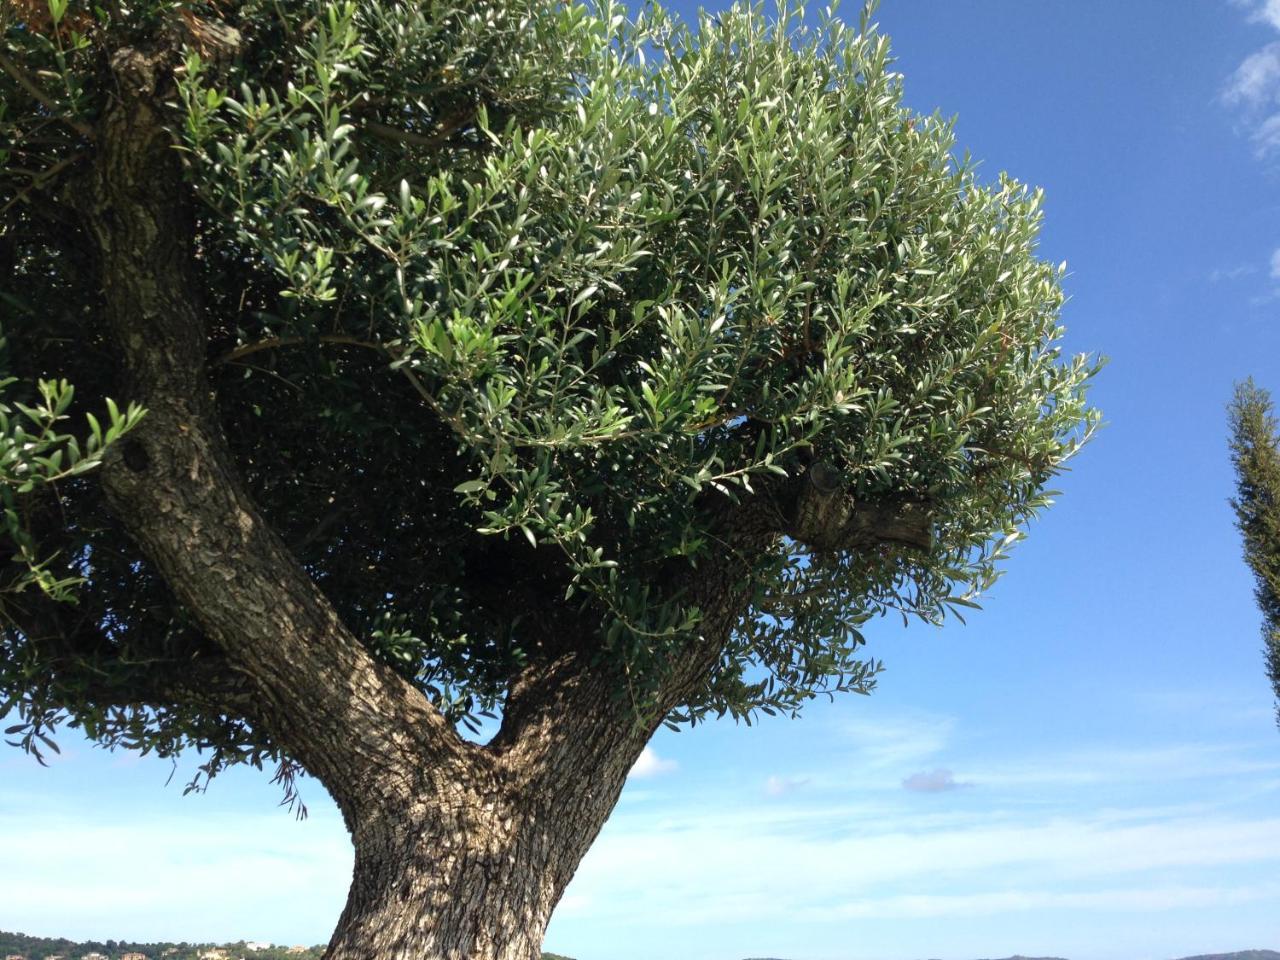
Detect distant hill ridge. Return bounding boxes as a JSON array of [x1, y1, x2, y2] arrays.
[[3, 933, 1276, 960], [745, 953, 1279, 960]]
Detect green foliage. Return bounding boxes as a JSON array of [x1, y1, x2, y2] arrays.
[[0, 356, 144, 602], [1228, 378, 1280, 727], [0, 0, 1097, 772]]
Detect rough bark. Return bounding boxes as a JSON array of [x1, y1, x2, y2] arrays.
[[330, 658, 655, 960], [789, 461, 932, 552]]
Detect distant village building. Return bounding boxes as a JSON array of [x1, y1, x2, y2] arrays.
[[4, 952, 26, 960], [285, 949, 309, 956], [81, 953, 109, 960], [198, 951, 229, 960], [120, 953, 148, 960]]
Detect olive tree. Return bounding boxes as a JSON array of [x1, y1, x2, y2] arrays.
[[0, 0, 1098, 956], [1229, 379, 1280, 727]]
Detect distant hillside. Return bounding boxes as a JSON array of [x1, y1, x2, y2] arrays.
[[0, 933, 579, 960], [0, 932, 323, 960], [5, 931, 1274, 960]]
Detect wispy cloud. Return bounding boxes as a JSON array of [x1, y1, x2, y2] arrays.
[[1225, 5, 1280, 156], [965, 741, 1280, 790], [841, 711, 955, 771], [902, 768, 969, 793], [1233, 0, 1280, 30], [821, 881, 1280, 919], [1209, 263, 1258, 282], [1224, 42, 1280, 108], [0, 801, 351, 943], [764, 774, 810, 797], [1271, 247, 1280, 278], [552, 719, 1280, 941], [629, 745, 678, 779], [561, 801, 1280, 926]]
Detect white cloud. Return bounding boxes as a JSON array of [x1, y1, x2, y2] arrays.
[[560, 802, 1280, 927], [1254, 111, 1280, 154], [764, 775, 810, 797], [628, 746, 678, 779], [966, 741, 1280, 790], [1237, 0, 1280, 31], [1209, 263, 1257, 282], [1225, 42, 1280, 107], [1224, 0, 1280, 156], [1272, 247, 1280, 278], [556, 894, 592, 915], [0, 802, 352, 943], [901, 768, 968, 793], [555, 729, 1280, 935], [822, 881, 1280, 919], [841, 711, 955, 771]]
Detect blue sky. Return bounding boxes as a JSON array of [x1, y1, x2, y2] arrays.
[[4, 1, 1280, 958]]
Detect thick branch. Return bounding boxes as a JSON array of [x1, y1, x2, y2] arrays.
[[78, 41, 478, 818], [788, 460, 932, 552], [492, 461, 931, 778]]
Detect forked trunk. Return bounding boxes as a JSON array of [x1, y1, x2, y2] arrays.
[[324, 727, 636, 960]]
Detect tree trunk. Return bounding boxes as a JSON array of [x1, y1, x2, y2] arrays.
[[326, 779, 615, 960], [329, 810, 554, 960], [320, 658, 654, 960], [72, 30, 919, 960]]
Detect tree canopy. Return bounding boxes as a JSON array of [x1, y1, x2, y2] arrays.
[[1229, 379, 1280, 727], [1, 0, 1097, 772], [1, 1, 1097, 954]]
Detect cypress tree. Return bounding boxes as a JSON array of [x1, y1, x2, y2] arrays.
[[1229, 378, 1280, 727]]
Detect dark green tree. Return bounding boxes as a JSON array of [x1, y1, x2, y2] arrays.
[[1, 0, 1098, 956], [1229, 378, 1280, 727]]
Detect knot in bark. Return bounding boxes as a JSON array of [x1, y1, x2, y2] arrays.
[[791, 460, 852, 550], [785, 461, 934, 553], [108, 47, 161, 99]]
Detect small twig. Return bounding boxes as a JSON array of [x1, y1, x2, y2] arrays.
[[0, 50, 93, 139], [223, 360, 304, 393], [214, 333, 478, 441], [214, 333, 383, 365], [0, 152, 81, 217], [362, 111, 475, 152]]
